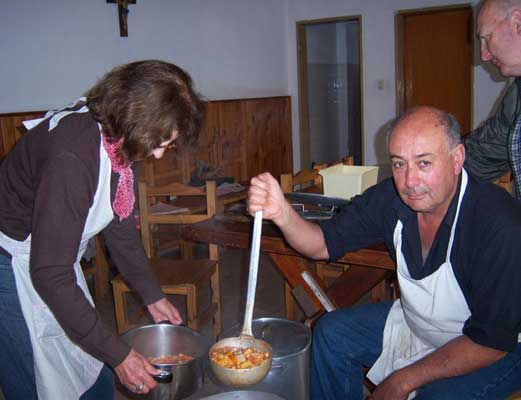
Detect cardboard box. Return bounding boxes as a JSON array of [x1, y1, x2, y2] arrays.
[[319, 165, 379, 200]]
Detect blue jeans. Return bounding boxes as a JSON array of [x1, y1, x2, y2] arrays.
[[311, 301, 521, 400], [0, 253, 114, 399]]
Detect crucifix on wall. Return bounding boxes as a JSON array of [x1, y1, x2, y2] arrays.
[[107, 0, 136, 37]]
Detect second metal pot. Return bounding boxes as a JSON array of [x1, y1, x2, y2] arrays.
[[223, 318, 312, 400], [121, 323, 210, 400]]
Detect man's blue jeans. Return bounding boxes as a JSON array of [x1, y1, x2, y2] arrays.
[[311, 300, 521, 400], [0, 253, 114, 399]]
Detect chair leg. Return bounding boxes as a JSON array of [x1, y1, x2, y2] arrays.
[[180, 240, 194, 259], [285, 282, 297, 321], [370, 280, 387, 303], [316, 264, 326, 287], [186, 286, 198, 331], [93, 236, 110, 299], [209, 244, 221, 340], [112, 282, 129, 334]]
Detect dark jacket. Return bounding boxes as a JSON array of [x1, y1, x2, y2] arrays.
[[464, 78, 521, 196]]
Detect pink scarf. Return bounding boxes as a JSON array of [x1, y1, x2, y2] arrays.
[[101, 135, 135, 221]]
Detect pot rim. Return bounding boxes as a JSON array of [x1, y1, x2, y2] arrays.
[[121, 323, 211, 361]]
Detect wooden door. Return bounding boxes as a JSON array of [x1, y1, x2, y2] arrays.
[[397, 6, 473, 134]]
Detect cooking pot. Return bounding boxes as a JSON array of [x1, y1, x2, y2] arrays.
[[121, 323, 210, 400], [223, 318, 311, 400], [200, 391, 285, 399]]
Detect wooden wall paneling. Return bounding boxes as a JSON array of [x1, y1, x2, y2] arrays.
[[0, 112, 44, 159], [147, 149, 185, 186], [2, 97, 293, 191], [245, 97, 292, 179], [216, 100, 248, 181], [182, 101, 220, 183]]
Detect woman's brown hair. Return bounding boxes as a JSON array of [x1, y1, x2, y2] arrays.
[[86, 60, 205, 162]]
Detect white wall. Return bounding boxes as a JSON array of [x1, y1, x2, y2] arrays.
[[1, 0, 509, 170], [0, 0, 288, 112], [285, 0, 509, 168]]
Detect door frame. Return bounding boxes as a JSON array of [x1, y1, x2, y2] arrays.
[[296, 15, 364, 169], [395, 4, 474, 123]]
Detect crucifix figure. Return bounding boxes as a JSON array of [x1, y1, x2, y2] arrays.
[[107, 0, 136, 37]]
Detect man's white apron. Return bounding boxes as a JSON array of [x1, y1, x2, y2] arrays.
[[367, 169, 471, 397], [0, 102, 113, 399]]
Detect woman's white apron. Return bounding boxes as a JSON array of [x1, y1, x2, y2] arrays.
[[0, 100, 114, 399], [367, 169, 471, 398]]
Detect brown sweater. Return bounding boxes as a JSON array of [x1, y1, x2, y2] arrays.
[[0, 110, 164, 367]]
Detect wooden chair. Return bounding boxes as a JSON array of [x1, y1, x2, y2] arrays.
[[494, 171, 512, 194], [111, 180, 221, 340], [138, 180, 218, 258], [80, 235, 111, 300], [280, 157, 362, 319]]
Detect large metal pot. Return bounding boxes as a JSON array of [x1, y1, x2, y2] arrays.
[[200, 391, 285, 399], [121, 323, 210, 400], [223, 318, 312, 400]]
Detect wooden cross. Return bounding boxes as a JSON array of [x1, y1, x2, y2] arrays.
[[107, 0, 136, 37]]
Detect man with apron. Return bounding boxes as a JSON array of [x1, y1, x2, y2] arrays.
[[247, 106, 521, 399]]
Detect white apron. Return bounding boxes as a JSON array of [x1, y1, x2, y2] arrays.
[[367, 169, 471, 397], [0, 101, 113, 399]]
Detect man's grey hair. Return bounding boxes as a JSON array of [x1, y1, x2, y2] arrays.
[[386, 107, 461, 151], [485, 0, 521, 18]]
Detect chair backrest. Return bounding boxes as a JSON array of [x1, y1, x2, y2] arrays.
[[138, 180, 217, 257], [280, 156, 354, 194], [494, 171, 512, 194]]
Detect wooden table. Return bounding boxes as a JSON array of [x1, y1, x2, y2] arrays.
[[183, 213, 396, 319]]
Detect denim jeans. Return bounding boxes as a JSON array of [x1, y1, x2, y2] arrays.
[[0, 253, 114, 399], [311, 300, 521, 400]]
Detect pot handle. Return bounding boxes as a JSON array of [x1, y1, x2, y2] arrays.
[[153, 369, 173, 383]]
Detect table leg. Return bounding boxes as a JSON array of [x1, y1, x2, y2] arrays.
[[326, 265, 392, 308], [268, 253, 329, 318]]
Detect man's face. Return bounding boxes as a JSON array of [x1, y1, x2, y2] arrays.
[[389, 111, 464, 217], [478, 1, 521, 77]]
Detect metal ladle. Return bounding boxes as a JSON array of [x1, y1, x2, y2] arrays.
[[209, 211, 273, 387]]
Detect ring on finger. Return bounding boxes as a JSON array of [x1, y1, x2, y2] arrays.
[[135, 383, 144, 392]]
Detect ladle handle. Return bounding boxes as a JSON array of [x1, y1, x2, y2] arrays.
[[241, 210, 263, 337]]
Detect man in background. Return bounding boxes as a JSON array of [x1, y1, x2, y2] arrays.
[[465, 0, 521, 195]]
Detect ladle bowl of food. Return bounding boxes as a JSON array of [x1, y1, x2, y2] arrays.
[[209, 334, 272, 387], [209, 211, 273, 387]]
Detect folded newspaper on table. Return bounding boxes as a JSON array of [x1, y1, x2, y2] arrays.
[[149, 201, 189, 215]]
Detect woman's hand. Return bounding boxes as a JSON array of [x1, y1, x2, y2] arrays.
[[147, 297, 183, 325], [247, 172, 291, 225], [115, 349, 159, 394]]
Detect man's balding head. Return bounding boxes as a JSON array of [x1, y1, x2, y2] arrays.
[[478, 0, 521, 76], [387, 107, 465, 217]]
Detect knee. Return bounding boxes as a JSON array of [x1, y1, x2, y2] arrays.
[[313, 311, 336, 342]]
